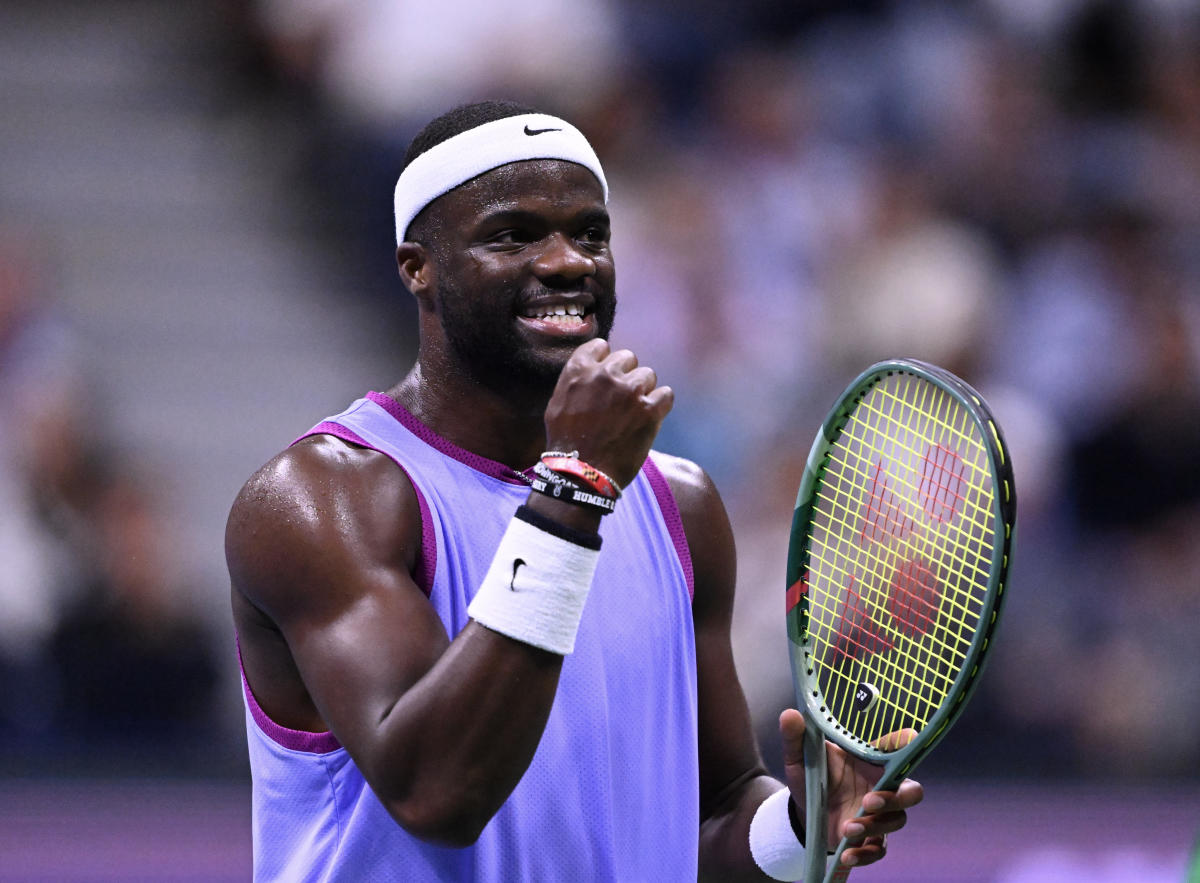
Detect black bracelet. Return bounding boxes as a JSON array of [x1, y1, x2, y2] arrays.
[[529, 475, 618, 514], [513, 504, 603, 550]]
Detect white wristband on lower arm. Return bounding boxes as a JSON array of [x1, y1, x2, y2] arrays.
[[466, 508, 601, 655], [749, 788, 807, 881]]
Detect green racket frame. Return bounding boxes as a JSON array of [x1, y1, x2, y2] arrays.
[[786, 359, 1016, 882]]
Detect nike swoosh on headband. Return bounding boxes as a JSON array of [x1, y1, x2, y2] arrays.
[[524, 125, 562, 135]]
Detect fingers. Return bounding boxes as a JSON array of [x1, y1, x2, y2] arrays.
[[574, 343, 649, 388], [604, 347, 638, 373], [894, 777, 924, 809], [835, 778, 922, 867], [871, 728, 917, 752], [778, 708, 807, 769], [842, 807, 910, 841], [613, 356, 671, 417], [571, 337, 610, 363], [839, 835, 888, 868], [860, 778, 923, 814], [843, 780, 921, 837], [582, 344, 671, 414], [643, 384, 674, 418], [837, 810, 904, 869], [626, 365, 657, 395]]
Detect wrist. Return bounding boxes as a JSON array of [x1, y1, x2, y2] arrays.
[[787, 793, 806, 847], [749, 789, 806, 882], [524, 490, 604, 534], [466, 506, 602, 655]]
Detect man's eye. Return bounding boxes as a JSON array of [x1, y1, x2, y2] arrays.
[[489, 229, 527, 245], [579, 227, 609, 245]]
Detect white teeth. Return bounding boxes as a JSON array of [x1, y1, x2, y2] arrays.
[[529, 303, 585, 319]]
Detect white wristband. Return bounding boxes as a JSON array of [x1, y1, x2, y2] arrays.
[[749, 788, 807, 882], [467, 509, 601, 655]]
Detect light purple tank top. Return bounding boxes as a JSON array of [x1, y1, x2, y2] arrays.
[[242, 392, 699, 881]]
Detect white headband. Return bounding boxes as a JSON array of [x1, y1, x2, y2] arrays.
[[393, 113, 609, 244]]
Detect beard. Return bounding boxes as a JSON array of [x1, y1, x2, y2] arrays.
[[435, 274, 618, 398]]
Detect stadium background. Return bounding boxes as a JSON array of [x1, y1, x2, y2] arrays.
[[1, 0, 1198, 879]]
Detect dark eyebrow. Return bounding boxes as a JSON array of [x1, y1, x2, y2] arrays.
[[575, 208, 611, 229], [471, 206, 610, 235], [472, 209, 545, 231]]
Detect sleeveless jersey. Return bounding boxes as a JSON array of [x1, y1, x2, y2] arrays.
[[241, 391, 699, 882]]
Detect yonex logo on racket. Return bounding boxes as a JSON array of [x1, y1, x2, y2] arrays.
[[853, 683, 879, 712]]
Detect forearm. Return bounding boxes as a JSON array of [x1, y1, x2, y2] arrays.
[[363, 497, 602, 845], [365, 621, 564, 846]]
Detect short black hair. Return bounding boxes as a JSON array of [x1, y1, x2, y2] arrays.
[[401, 99, 538, 172]]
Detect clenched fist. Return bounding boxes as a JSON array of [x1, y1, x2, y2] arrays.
[[543, 339, 673, 490]]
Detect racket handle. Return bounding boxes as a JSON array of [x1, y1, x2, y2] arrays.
[[828, 863, 854, 883], [802, 717, 830, 883]]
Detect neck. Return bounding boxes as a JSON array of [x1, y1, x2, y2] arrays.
[[387, 357, 553, 471]]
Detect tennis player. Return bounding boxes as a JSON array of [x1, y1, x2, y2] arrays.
[[226, 100, 924, 881]]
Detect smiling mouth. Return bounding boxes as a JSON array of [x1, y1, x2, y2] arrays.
[[519, 301, 592, 332]]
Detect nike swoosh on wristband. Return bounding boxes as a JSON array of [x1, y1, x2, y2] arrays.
[[524, 125, 562, 136], [510, 558, 526, 591]]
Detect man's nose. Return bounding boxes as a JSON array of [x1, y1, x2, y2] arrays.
[[532, 232, 596, 283]]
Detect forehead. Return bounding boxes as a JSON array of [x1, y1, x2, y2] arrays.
[[432, 159, 606, 230]]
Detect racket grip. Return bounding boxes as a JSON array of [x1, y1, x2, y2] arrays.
[[802, 717, 829, 883], [825, 837, 856, 883], [828, 864, 853, 883]]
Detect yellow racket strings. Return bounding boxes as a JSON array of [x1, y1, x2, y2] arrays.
[[817, 379, 987, 735], [804, 374, 996, 744]]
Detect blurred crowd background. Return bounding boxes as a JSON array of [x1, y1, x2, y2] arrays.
[[2, 0, 1199, 873]]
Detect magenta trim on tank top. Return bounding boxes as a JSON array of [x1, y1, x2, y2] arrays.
[[642, 456, 695, 601], [237, 637, 341, 753], [366, 391, 531, 485], [295, 422, 437, 597]]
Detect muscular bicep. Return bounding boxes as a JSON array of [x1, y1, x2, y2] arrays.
[[227, 437, 446, 746]]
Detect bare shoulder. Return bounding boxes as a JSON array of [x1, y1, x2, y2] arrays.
[[649, 452, 736, 619], [226, 435, 421, 623], [650, 450, 722, 516]]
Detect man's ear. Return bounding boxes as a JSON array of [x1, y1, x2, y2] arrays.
[[396, 242, 434, 306]]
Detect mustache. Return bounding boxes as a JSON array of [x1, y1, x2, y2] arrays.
[[521, 281, 603, 299]]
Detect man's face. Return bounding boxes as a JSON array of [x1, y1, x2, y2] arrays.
[[419, 159, 616, 394]]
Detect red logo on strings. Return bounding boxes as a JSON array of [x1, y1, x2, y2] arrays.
[[859, 460, 913, 545], [831, 575, 894, 663], [887, 556, 942, 638], [919, 444, 966, 523]]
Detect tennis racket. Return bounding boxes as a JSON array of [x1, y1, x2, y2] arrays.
[[786, 359, 1016, 882]]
